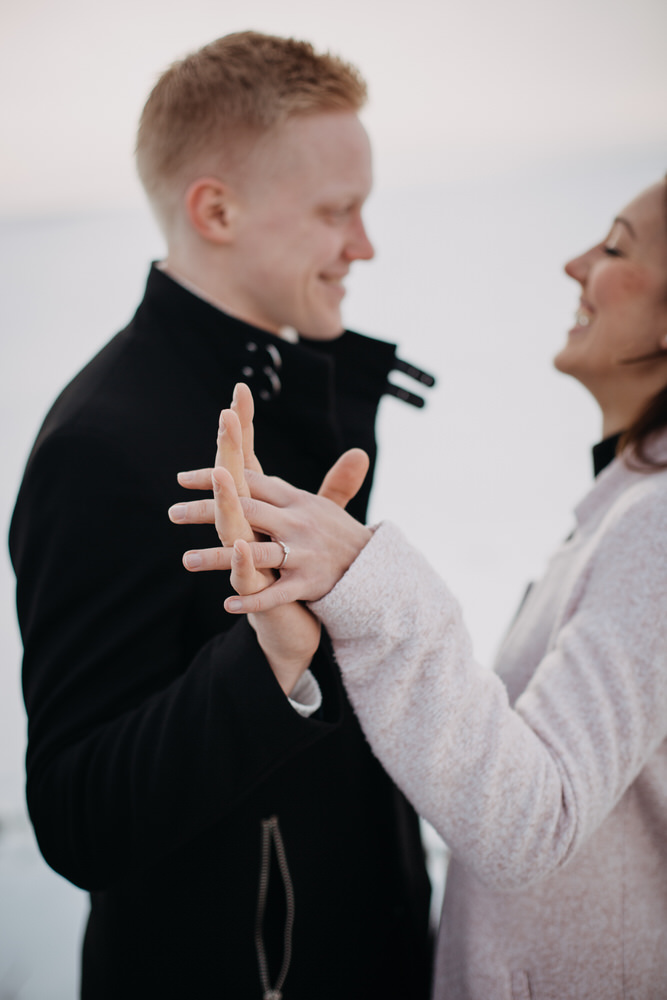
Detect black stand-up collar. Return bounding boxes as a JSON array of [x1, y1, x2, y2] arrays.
[[592, 432, 623, 477], [135, 264, 401, 414]]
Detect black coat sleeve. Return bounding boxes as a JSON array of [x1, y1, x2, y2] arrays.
[[10, 427, 336, 891]]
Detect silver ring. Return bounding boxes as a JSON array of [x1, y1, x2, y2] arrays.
[[276, 539, 290, 570]]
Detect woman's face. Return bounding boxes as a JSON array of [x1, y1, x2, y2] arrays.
[[554, 180, 667, 427]]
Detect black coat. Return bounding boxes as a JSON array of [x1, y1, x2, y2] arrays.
[[10, 266, 431, 999]]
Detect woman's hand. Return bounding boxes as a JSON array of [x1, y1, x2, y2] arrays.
[[172, 457, 373, 614], [227, 466, 373, 612], [168, 383, 373, 615]]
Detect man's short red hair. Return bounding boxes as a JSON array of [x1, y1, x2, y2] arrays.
[[136, 31, 368, 214]]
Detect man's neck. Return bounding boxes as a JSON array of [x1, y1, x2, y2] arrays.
[[157, 261, 298, 343]]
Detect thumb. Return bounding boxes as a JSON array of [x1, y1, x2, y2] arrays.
[[317, 448, 370, 508]]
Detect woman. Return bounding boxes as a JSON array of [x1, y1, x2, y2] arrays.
[[174, 178, 667, 998]]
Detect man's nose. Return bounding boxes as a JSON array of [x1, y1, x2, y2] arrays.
[[346, 216, 375, 261]]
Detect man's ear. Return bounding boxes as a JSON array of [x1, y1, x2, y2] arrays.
[[185, 177, 238, 245]]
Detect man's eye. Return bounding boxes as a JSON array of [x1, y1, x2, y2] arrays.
[[603, 245, 622, 257], [325, 207, 352, 221]]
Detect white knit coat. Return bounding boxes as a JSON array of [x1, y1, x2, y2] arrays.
[[311, 438, 667, 1000]]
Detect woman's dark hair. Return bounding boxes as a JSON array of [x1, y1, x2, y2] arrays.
[[619, 174, 667, 470]]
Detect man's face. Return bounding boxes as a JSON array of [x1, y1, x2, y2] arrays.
[[228, 111, 374, 340]]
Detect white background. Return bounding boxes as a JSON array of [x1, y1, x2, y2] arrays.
[[1, 0, 666, 995]]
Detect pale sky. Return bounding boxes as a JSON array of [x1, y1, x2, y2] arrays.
[[1, 0, 666, 216]]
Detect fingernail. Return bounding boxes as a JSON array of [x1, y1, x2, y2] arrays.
[[232, 385, 239, 406], [169, 504, 187, 522], [218, 412, 226, 433], [226, 598, 243, 612], [177, 471, 194, 483], [183, 552, 202, 568]]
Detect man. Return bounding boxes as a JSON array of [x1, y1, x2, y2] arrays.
[[10, 32, 432, 999]]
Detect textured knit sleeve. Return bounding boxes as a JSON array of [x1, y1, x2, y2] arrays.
[[310, 492, 667, 891]]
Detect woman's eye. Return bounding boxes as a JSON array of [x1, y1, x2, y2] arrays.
[[603, 245, 622, 257]]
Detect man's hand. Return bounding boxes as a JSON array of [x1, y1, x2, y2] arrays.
[[176, 381, 262, 498], [169, 382, 371, 580], [211, 463, 322, 693], [169, 382, 342, 697], [168, 382, 372, 678]]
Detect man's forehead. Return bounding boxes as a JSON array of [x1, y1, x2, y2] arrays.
[[265, 111, 369, 162], [257, 112, 372, 189]]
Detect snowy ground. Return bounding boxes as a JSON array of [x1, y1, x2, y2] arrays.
[[0, 814, 86, 999], [2, 148, 665, 995]]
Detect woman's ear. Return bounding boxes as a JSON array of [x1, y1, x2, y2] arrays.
[[184, 177, 238, 244]]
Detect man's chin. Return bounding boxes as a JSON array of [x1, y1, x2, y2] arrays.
[[299, 314, 346, 342]]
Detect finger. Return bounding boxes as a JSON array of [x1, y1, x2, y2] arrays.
[[231, 383, 263, 474], [317, 448, 370, 509], [212, 466, 254, 545], [169, 498, 215, 524], [183, 540, 285, 572], [243, 469, 300, 507], [224, 578, 297, 615], [230, 538, 268, 596], [177, 468, 213, 491], [238, 494, 294, 539], [214, 409, 248, 497]]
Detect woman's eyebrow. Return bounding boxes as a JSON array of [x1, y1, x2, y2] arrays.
[[613, 216, 637, 238]]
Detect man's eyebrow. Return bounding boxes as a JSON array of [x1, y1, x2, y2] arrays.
[[613, 216, 637, 238]]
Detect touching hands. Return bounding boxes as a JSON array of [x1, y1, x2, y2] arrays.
[[171, 383, 321, 695], [216, 463, 373, 614], [169, 384, 374, 617]]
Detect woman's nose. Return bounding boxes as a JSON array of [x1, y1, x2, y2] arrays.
[[564, 249, 592, 284]]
